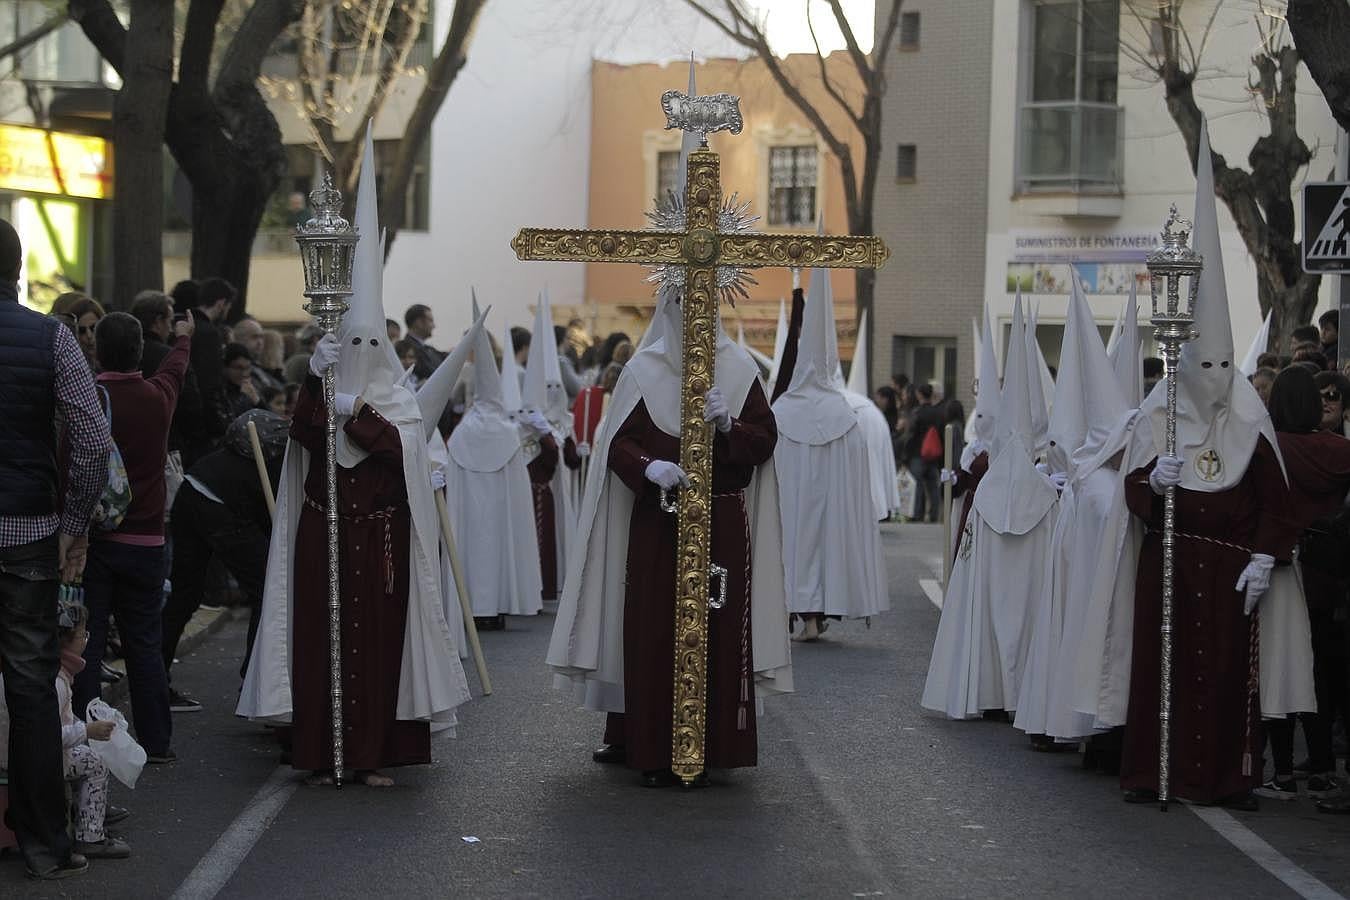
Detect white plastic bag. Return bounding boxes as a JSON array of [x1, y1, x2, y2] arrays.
[[85, 698, 147, 789], [897, 467, 919, 521]]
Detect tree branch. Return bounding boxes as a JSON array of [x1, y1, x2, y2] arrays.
[[870, 0, 905, 77], [0, 11, 68, 64], [1287, 0, 1350, 132], [826, 0, 872, 86], [806, 3, 862, 128], [179, 0, 224, 96], [67, 0, 127, 76]]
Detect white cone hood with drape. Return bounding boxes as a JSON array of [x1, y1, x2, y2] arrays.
[[444, 322, 543, 616], [548, 60, 791, 710], [500, 322, 525, 420], [924, 296, 1057, 718], [239, 125, 469, 728], [842, 310, 900, 519], [962, 300, 1001, 471], [1239, 310, 1272, 377], [773, 271, 888, 618], [1131, 122, 1279, 492], [768, 297, 788, 387], [1108, 284, 1143, 410], [1025, 301, 1053, 457]]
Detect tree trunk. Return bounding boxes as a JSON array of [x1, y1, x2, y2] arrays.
[[1288, 0, 1350, 134], [109, 0, 173, 309]]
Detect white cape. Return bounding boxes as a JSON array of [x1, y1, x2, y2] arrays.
[[237, 420, 470, 728], [445, 439, 543, 617], [546, 354, 794, 712], [775, 422, 889, 618], [845, 389, 900, 520]]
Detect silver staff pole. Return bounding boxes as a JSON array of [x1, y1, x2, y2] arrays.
[[294, 173, 359, 788], [1144, 205, 1202, 812]]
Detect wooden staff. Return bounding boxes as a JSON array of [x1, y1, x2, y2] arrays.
[[434, 491, 493, 695], [246, 420, 276, 518], [941, 423, 954, 588]]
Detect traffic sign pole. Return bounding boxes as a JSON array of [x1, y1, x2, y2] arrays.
[[1338, 130, 1349, 370]]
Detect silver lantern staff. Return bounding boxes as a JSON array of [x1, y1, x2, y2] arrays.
[[294, 173, 359, 789], [1144, 204, 1202, 813]]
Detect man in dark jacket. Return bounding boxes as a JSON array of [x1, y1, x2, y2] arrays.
[[160, 411, 284, 710], [0, 218, 109, 880], [906, 384, 945, 523]]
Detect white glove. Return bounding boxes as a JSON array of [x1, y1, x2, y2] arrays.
[[968, 439, 989, 459], [1149, 455, 1183, 495], [704, 387, 732, 433], [333, 392, 358, 417], [644, 459, 690, 490], [577, 442, 591, 459], [429, 469, 446, 491], [309, 332, 340, 376], [524, 410, 553, 437], [1049, 472, 1069, 491], [939, 468, 955, 485], [1236, 553, 1275, 615], [1035, 462, 1050, 476]]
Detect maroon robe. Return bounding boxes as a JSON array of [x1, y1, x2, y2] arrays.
[[527, 435, 561, 600], [1119, 437, 1295, 802], [603, 380, 777, 772], [952, 451, 988, 559], [288, 378, 430, 772]]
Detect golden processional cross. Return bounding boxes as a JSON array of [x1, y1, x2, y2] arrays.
[[512, 88, 889, 785]]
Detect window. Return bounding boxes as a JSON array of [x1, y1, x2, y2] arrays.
[[896, 144, 917, 181], [656, 150, 681, 203], [768, 146, 817, 227], [899, 12, 921, 49], [1018, 0, 1122, 193], [892, 336, 958, 403]]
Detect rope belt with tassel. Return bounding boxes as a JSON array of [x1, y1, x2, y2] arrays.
[[305, 495, 399, 596]]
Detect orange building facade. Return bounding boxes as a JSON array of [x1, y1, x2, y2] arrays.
[[572, 54, 865, 361]]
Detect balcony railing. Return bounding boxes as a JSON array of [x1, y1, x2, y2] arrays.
[[1017, 101, 1123, 194]]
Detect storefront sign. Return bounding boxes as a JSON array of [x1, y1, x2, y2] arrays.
[[1006, 230, 1156, 295], [0, 124, 111, 200]]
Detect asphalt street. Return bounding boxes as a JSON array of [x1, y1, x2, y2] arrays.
[[4, 522, 1349, 899]]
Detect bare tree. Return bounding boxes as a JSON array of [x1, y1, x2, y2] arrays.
[[681, 0, 905, 367], [1287, 0, 1350, 133], [1120, 1, 1320, 351]]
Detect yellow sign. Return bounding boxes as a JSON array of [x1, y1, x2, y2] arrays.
[[0, 124, 112, 200]]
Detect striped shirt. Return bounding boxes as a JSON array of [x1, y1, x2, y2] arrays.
[[0, 323, 110, 548]]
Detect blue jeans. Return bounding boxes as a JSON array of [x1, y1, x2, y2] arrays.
[[74, 541, 172, 755], [0, 534, 73, 872]]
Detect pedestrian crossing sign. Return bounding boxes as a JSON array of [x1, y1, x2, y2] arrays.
[[1303, 182, 1350, 273]]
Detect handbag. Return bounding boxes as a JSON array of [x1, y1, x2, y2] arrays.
[[90, 385, 132, 532], [920, 425, 943, 463]]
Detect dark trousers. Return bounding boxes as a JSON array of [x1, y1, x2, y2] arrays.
[[909, 457, 941, 523], [163, 484, 267, 681], [1302, 607, 1348, 774], [0, 534, 73, 872], [74, 541, 171, 755]]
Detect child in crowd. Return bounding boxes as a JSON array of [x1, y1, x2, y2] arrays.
[[57, 603, 131, 860]]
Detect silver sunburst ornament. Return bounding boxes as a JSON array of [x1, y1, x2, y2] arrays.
[[644, 187, 759, 305]]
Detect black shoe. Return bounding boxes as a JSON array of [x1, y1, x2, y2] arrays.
[[75, 836, 131, 859], [105, 805, 131, 825], [1029, 734, 1074, 753], [146, 749, 177, 765], [1316, 795, 1350, 814], [980, 709, 1010, 723], [1306, 773, 1342, 798], [641, 770, 678, 788], [169, 688, 202, 713], [27, 853, 89, 880], [678, 772, 710, 790], [1123, 788, 1159, 804], [1221, 791, 1258, 812], [592, 745, 626, 765], [1254, 778, 1299, 801]]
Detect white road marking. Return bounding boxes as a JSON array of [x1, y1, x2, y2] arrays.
[[169, 766, 298, 900], [919, 579, 943, 609], [1189, 806, 1346, 900]]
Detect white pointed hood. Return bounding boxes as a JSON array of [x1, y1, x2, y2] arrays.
[[772, 268, 857, 445], [971, 299, 1000, 446], [1140, 120, 1279, 492], [768, 297, 788, 386], [500, 321, 524, 417], [448, 318, 524, 472], [846, 309, 871, 396], [1108, 283, 1143, 410], [974, 295, 1058, 534], [524, 289, 569, 429], [637, 286, 678, 351], [1047, 274, 1123, 475], [470, 288, 482, 322], [1239, 310, 1272, 377], [335, 123, 420, 468], [1024, 298, 1052, 455], [416, 305, 487, 441]]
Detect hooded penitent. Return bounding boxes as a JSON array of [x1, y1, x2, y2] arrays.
[[842, 309, 901, 519], [773, 270, 888, 620], [238, 123, 469, 731], [523, 291, 576, 593], [923, 295, 1058, 718], [767, 296, 789, 387], [962, 300, 1001, 471], [444, 317, 544, 617]]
